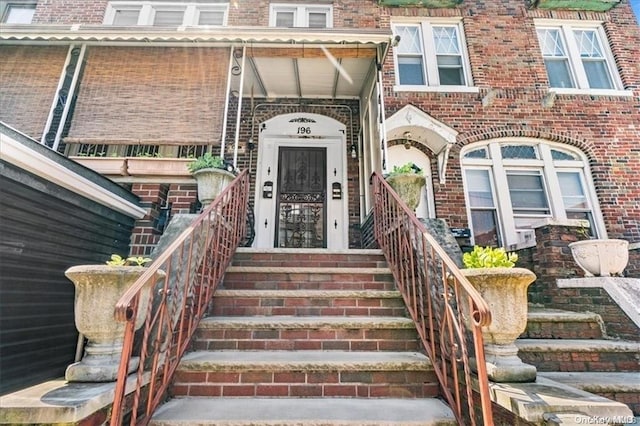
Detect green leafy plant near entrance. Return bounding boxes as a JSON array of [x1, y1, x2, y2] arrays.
[[462, 246, 518, 269], [186, 152, 225, 173], [387, 162, 422, 176], [106, 254, 152, 267]]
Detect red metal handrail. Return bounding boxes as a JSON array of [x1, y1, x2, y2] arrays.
[[110, 169, 250, 425], [371, 171, 494, 425]]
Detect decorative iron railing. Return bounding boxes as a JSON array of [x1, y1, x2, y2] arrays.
[[110, 170, 250, 426], [371, 171, 494, 425]]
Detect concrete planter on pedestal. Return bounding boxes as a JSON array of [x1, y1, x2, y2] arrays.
[[386, 174, 426, 211], [192, 167, 235, 206], [462, 267, 538, 383], [568, 239, 629, 277], [64, 265, 166, 382]]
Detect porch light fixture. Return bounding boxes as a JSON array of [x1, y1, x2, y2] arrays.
[[350, 143, 358, 159], [403, 131, 412, 150]]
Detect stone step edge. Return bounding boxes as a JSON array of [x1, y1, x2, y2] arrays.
[[526, 307, 603, 323], [235, 248, 384, 255], [225, 266, 392, 274], [516, 339, 640, 352], [198, 316, 415, 329], [214, 290, 402, 298], [539, 371, 640, 393], [178, 351, 432, 372], [150, 397, 456, 426]]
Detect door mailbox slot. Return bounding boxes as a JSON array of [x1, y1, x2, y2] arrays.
[[262, 181, 273, 198], [332, 182, 342, 200]]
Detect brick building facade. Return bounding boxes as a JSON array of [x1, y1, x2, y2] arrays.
[[1, 0, 638, 264]]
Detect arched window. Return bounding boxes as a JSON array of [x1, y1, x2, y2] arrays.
[[461, 139, 603, 248]]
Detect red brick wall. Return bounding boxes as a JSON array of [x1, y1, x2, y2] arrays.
[[66, 46, 229, 145], [33, 0, 108, 24], [129, 183, 199, 256], [381, 2, 640, 245], [0, 46, 68, 140]]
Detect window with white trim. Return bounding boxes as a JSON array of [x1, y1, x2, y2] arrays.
[[462, 140, 603, 248], [391, 20, 472, 89], [105, 2, 228, 26], [535, 21, 622, 91], [1, 1, 36, 23], [269, 3, 332, 28]]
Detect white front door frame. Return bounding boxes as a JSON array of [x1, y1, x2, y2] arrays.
[[254, 113, 348, 249]]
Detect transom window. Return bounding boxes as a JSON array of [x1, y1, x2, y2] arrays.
[[462, 140, 603, 248], [1, 2, 36, 23], [105, 2, 228, 26], [535, 21, 622, 92], [269, 4, 332, 28], [392, 20, 472, 89]]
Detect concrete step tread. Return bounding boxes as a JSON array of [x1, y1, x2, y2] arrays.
[[539, 371, 640, 392], [214, 289, 402, 298], [225, 266, 392, 274], [150, 397, 456, 425], [516, 339, 640, 352], [199, 316, 415, 329], [179, 350, 432, 371], [235, 248, 385, 255], [527, 307, 602, 323]]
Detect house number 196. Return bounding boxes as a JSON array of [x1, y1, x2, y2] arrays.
[[297, 127, 311, 135]]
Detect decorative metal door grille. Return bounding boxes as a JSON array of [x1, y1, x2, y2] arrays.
[[275, 147, 326, 248]]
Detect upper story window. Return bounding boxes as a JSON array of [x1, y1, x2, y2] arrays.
[[535, 21, 624, 93], [1, 1, 36, 23], [105, 2, 228, 26], [391, 19, 474, 91], [462, 140, 604, 248], [269, 4, 332, 28]]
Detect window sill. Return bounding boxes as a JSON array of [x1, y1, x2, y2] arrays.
[[393, 85, 480, 93], [549, 88, 633, 97]]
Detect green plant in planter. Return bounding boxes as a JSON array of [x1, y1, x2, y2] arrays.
[[106, 254, 152, 267], [187, 152, 225, 174], [387, 162, 422, 176], [462, 246, 518, 269]]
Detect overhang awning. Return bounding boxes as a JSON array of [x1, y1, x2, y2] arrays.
[[0, 24, 393, 99]]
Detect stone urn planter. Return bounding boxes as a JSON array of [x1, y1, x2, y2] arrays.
[[188, 153, 236, 206], [64, 265, 166, 382], [192, 167, 235, 206], [386, 164, 426, 212], [461, 265, 538, 383], [568, 239, 629, 277]]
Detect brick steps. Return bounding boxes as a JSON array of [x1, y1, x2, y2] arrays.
[[152, 249, 452, 424], [231, 248, 388, 268], [522, 307, 606, 339], [192, 316, 419, 351], [150, 397, 457, 425], [170, 350, 438, 398], [516, 339, 640, 372], [519, 307, 640, 415], [222, 266, 396, 291], [210, 289, 406, 317]]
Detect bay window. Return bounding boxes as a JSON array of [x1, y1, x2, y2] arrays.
[[462, 140, 603, 248]]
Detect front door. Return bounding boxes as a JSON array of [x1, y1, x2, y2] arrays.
[[275, 147, 326, 248], [254, 113, 348, 250]]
